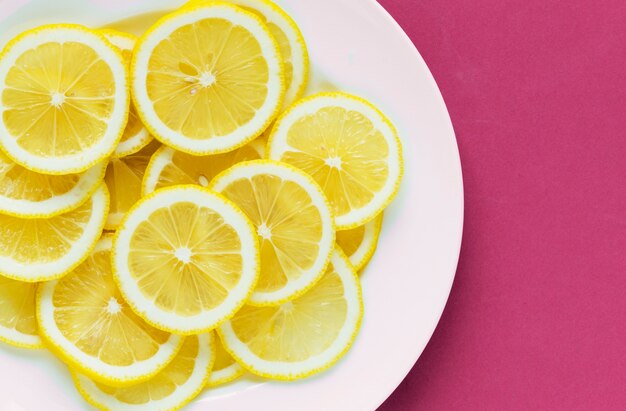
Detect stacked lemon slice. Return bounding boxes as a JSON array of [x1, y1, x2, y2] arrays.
[[0, 1, 403, 410]]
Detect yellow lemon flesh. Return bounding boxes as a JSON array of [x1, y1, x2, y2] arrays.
[[73, 333, 214, 411], [208, 333, 245, 387], [105, 140, 161, 230], [0, 25, 129, 174], [0, 184, 108, 282], [112, 186, 260, 334], [101, 29, 153, 158], [0, 150, 105, 218], [0, 276, 42, 349], [210, 160, 335, 306], [336, 213, 384, 271], [268, 93, 403, 229], [37, 236, 183, 386], [132, 5, 285, 155], [142, 140, 262, 196], [219, 249, 362, 380]]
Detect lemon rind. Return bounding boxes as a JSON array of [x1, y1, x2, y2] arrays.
[[104, 212, 125, 232], [100, 29, 154, 159], [267, 92, 404, 230], [112, 185, 260, 335], [72, 333, 215, 411], [142, 140, 265, 197], [0, 329, 43, 350], [131, 3, 286, 156], [0, 160, 106, 219], [206, 331, 246, 387], [104, 140, 161, 231], [209, 159, 336, 306], [220, 0, 309, 108], [207, 361, 245, 388], [140, 145, 175, 196], [0, 24, 130, 175], [0, 184, 110, 283], [218, 248, 363, 381], [36, 235, 185, 387], [339, 212, 384, 272]]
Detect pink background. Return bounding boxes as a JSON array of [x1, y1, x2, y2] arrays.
[[377, 0, 626, 410]]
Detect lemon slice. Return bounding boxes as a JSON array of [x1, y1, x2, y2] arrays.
[[210, 160, 334, 306], [219, 249, 362, 380], [208, 332, 245, 387], [0, 276, 42, 349], [100, 30, 153, 158], [0, 184, 108, 282], [105, 140, 161, 230], [37, 235, 184, 386], [142, 140, 262, 196], [336, 213, 384, 272], [268, 92, 403, 229], [132, 4, 285, 156], [73, 333, 214, 411], [0, 150, 106, 218], [189, 0, 308, 108], [112, 186, 259, 334], [0, 24, 129, 175]]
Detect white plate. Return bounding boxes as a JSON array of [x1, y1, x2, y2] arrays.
[[0, 1, 463, 410]]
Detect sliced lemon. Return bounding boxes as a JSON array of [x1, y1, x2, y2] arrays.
[[112, 186, 259, 335], [131, 4, 285, 156], [0, 24, 129, 175], [73, 333, 214, 411], [219, 248, 362, 380], [268, 92, 403, 229], [336, 213, 384, 272], [105, 140, 161, 230], [142, 139, 262, 196], [0, 276, 42, 349], [0, 150, 106, 218], [208, 332, 245, 387], [210, 160, 334, 306], [37, 235, 184, 386], [0, 184, 108, 282], [189, 0, 308, 109], [100, 29, 153, 158]]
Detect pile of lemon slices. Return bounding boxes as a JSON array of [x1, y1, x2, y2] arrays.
[[0, 0, 403, 410]]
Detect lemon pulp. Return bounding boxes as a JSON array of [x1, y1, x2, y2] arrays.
[[146, 18, 270, 139], [281, 106, 390, 218], [52, 244, 171, 366], [220, 173, 324, 294], [3, 41, 116, 156], [127, 202, 244, 314], [0, 276, 39, 346], [147, 143, 261, 193]]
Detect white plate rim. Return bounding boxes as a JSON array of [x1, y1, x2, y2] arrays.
[[0, 0, 463, 410]]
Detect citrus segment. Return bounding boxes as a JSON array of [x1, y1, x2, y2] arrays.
[[219, 249, 363, 380], [101, 30, 153, 158], [112, 186, 259, 334], [142, 140, 262, 196], [132, 4, 285, 155], [268, 92, 403, 229], [0, 151, 106, 218], [210, 160, 334, 306], [0, 275, 42, 349], [336, 213, 383, 271], [208, 332, 245, 387], [37, 235, 183, 386], [0, 184, 109, 282], [105, 140, 161, 230], [73, 333, 214, 411], [189, 0, 308, 108], [0, 24, 129, 174]]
